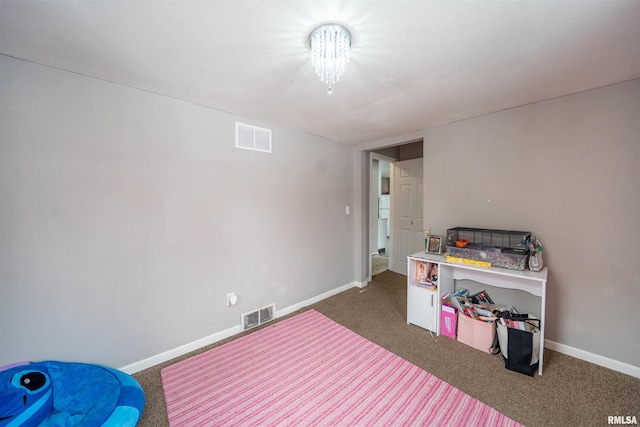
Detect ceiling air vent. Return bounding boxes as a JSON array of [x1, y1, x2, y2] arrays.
[[235, 122, 272, 153]]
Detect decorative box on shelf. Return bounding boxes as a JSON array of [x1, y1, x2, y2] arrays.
[[446, 245, 528, 270]]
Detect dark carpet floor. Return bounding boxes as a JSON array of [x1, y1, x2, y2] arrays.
[[134, 270, 640, 427]]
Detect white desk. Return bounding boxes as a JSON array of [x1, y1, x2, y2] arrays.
[[407, 251, 548, 375]]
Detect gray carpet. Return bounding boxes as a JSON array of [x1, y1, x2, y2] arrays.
[[134, 270, 640, 427]]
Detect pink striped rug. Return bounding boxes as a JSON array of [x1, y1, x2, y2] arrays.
[[161, 310, 521, 426]]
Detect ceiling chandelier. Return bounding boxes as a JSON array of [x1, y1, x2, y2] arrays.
[[310, 23, 351, 94]]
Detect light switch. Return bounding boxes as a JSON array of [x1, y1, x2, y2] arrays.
[[345, 206, 350, 215]]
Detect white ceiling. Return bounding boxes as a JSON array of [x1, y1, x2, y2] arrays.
[[1, 1, 639, 145]]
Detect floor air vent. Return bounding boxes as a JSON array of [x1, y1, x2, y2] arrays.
[[242, 303, 276, 330]]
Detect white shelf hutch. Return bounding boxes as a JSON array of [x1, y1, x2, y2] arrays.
[[407, 251, 549, 375]]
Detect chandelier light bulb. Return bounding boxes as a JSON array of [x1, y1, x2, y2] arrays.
[[310, 24, 351, 94]]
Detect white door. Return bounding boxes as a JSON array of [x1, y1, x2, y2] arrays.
[[390, 158, 424, 275]]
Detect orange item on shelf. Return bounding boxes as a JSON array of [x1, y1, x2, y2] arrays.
[[455, 239, 469, 248]]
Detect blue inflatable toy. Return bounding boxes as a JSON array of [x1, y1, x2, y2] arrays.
[[0, 361, 145, 426]]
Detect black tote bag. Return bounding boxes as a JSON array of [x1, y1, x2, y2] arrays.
[[496, 316, 541, 377]]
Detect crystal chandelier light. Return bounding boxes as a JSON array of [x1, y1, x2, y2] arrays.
[[310, 24, 351, 94]]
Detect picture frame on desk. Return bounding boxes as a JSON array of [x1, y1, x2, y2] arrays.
[[427, 235, 442, 254]]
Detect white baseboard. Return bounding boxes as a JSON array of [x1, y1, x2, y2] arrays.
[[355, 280, 368, 289], [276, 281, 360, 317], [119, 324, 243, 375], [545, 339, 640, 379], [122, 284, 639, 380], [120, 280, 360, 374]]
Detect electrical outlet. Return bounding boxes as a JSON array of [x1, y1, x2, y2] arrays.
[[227, 293, 238, 307]]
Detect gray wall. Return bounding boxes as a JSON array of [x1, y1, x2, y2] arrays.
[[0, 55, 355, 368], [422, 79, 640, 368]]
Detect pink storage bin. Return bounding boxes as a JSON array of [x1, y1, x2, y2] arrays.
[[457, 314, 496, 353]]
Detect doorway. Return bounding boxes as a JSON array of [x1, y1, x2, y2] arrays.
[[371, 158, 391, 276], [368, 140, 423, 280]]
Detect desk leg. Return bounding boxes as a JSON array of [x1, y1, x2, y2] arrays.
[[538, 280, 547, 375]]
